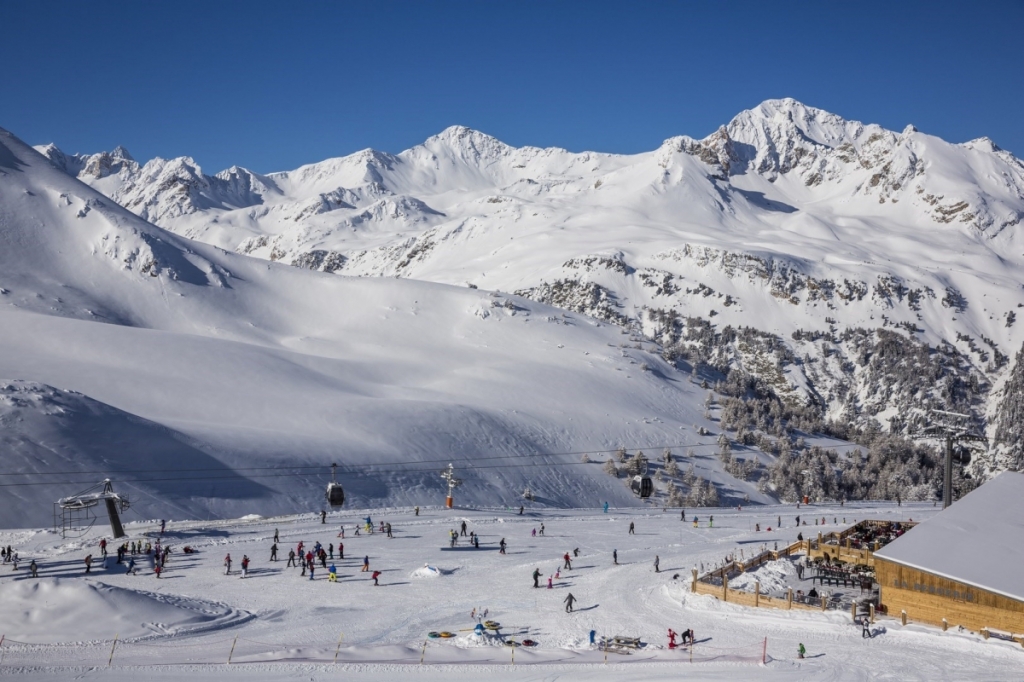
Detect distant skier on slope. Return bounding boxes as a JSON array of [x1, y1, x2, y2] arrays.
[[224, 553, 232, 575], [499, 538, 506, 554], [563, 593, 576, 613], [371, 570, 381, 586], [533, 567, 541, 588]]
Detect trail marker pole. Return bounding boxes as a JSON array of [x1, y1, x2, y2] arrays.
[[762, 637, 767, 665], [108, 634, 118, 667], [0, 635, 5, 666], [227, 635, 238, 664], [420, 639, 428, 665], [333, 632, 344, 664], [511, 641, 515, 665]]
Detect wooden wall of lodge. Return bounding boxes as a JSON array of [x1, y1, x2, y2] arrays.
[[876, 558, 1024, 634]]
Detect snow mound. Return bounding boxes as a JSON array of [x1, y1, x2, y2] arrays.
[[727, 558, 797, 593], [0, 579, 253, 643], [411, 564, 450, 578]]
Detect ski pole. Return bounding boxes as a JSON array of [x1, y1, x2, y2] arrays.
[[108, 634, 118, 666], [333, 632, 344, 664]]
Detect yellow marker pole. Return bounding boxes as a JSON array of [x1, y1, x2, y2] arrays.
[[108, 634, 118, 667], [420, 638, 428, 665], [227, 635, 238, 664], [333, 632, 344, 664]]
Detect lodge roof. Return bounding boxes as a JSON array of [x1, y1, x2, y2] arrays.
[[874, 471, 1024, 602]]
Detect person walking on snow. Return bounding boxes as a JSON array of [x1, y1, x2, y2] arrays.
[[563, 593, 576, 613], [224, 554, 232, 575], [547, 575, 553, 589], [371, 570, 381, 586], [862, 618, 871, 638], [328, 563, 337, 582], [160, 520, 166, 534], [681, 509, 686, 521], [613, 549, 618, 565], [628, 522, 635, 535], [100, 538, 108, 558], [29, 559, 38, 578], [564, 553, 572, 570], [499, 538, 506, 555], [241, 555, 249, 578], [287, 549, 296, 567], [127, 558, 136, 575], [274, 528, 279, 543], [339, 542, 344, 559], [603, 502, 609, 513], [797, 643, 806, 659], [532, 567, 541, 588], [654, 555, 660, 573], [321, 510, 327, 524], [309, 563, 315, 580], [270, 543, 278, 561], [539, 524, 545, 536], [362, 556, 370, 572], [460, 521, 467, 537]]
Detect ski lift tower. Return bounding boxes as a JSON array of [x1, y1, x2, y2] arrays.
[[55, 479, 130, 539], [440, 463, 462, 509], [909, 409, 987, 508]]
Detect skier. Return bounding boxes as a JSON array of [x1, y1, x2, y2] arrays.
[[339, 542, 344, 559], [563, 593, 576, 613], [362, 556, 369, 572], [160, 520, 166, 534], [461, 521, 468, 537], [241, 555, 250, 578], [709, 515, 714, 528], [862, 618, 871, 638], [274, 528, 280, 543], [309, 563, 316, 580], [414, 506, 419, 516], [532, 567, 541, 588], [547, 575, 553, 589], [371, 570, 381, 586], [628, 522, 635, 535], [519, 506, 524, 515], [531, 528, 536, 537], [681, 628, 693, 644], [224, 554, 232, 575], [473, 535, 479, 549], [329, 543, 334, 559], [270, 543, 278, 561], [287, 549, 297, 567], [539, 523, 545, 536], [573, 547, 579, 558], [668, 628, 677, 649], [338, 525, 345, 539], [603, 502, 609, 513], [100, 538, 108, 558], [681, 509, 686, 521], [654, 555, 660, 573], [84, 553, 93, 574], [386, 523, 393, 538], [328, 563, 337, 582], [613, 549, 618, 565], [564, 552, 572, 570], [29, 559, 38, 578], [154, 564, 162, 578], [321, 510, 327, 524], [499, 538, 506, 555], [127, 558, 136, 575], [797, 643, 806, 659]]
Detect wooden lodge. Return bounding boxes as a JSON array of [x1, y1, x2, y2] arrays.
[[874, 471, 1024, 640]]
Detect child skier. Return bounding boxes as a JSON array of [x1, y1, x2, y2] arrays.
[[371, 570, 381, 586]]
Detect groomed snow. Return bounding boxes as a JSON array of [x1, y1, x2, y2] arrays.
[[874, 471, 1024, 601], [1, 501, 1022, 680]]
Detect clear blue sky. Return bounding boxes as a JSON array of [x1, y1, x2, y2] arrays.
[[3, 1, 1021, 173]]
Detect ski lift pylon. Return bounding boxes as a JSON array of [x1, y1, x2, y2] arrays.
[[55, 479, 129, 539], [326, 463, 345, 508]]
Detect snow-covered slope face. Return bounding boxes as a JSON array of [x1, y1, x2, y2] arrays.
[[40, 100, 1024, 470], [3, 127, 768, 527]]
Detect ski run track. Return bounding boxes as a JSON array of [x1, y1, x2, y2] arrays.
[[0, 501, 1021, 681]]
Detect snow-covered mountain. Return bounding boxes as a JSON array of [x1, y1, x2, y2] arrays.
[[38, 99, 1024, 474], [4, 125, 780, 527]]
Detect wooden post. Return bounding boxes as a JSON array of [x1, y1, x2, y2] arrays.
[[787, 588, 793, 610], [420, 638, 428, 664], [755, 581, 760, 608], [817, 532, 823, 545], [981, 628, 990, 640], [762, 637, 767, 665], [851, 602, 857, 621], [821, 596, 827, 611], [108, 634, 118, 667], [723, 574, 728, 602], [691, 568, 697, 593], [333, 632, 344, 664], [942, 619, 948, 632], [869, 603, 875, 623], [901, 610, 907, 626], [227, 635, 238, 664], [511, 641, 515, 665]]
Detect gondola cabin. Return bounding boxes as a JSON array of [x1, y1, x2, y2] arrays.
[[325, 463, 345, 508], [631, 475, 653, 498]]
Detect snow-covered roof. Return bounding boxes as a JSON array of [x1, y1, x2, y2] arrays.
[[874, 471, 1024, 602]]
